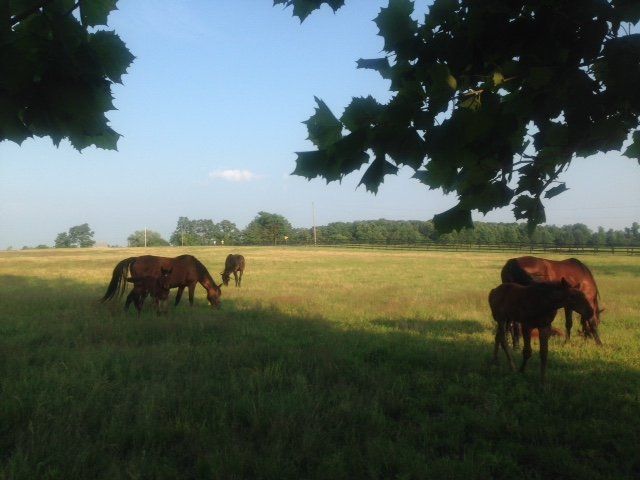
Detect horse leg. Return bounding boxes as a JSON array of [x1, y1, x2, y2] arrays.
[[238, 270, 243, 287], [511, 321, 521, 349], [175, 286, 185, 306], [135, 293, 145, 318], [493, 325, 501, 365], [233, 271, 239, 287], [188, 283, 196, 306], [124, 290, 136, 311], [564, 308, 573, 344], [497, 321, 516, 371], [539, 326, 552, 383], [588, 318, 603, 346], [519, 325, 533, 374]]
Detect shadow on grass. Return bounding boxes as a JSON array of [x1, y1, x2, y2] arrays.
[[1, 275, 639, 480], [372, 318, 487, 336]]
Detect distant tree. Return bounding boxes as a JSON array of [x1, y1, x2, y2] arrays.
[[127, 230, 170, 247], [69, 223, 95, 247], [54, 232, 73, 248], [593, 226, 607, 247], [281, 0, 640, 233], [243, 212, 292, 245], [35, 244, 49, 249], [290, 227, 313, 244], [169, 217, 201, 246], [217, 220, 241, 245], [55, 223, 95, 248]]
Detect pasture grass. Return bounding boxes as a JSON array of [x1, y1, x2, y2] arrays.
[[0, 247, 639, 479]]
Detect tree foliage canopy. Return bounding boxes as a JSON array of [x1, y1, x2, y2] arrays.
[[279, 0, 640, 232], [54, 222, 95, 247], [2, 0, 134, 150], [243, 211, 293, 245], [127, 230, 169, 247]]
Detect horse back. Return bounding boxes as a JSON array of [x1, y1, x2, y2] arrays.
[[225, 254, 245, 272], [130, 255, 200, 287]]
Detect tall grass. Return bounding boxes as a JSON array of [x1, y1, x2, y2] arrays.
[[1, 247, 639, 479]]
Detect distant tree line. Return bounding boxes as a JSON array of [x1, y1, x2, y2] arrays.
[[163, 215, 640, 248], [314, 220, 640, 248], [11, 217, 640, 251]]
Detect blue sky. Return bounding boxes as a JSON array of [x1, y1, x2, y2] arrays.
[[1, 0, 639, 248]]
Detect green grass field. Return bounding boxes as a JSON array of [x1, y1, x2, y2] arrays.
[[1, 247, 639, 479]]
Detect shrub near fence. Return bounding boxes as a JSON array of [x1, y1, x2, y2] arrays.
[[313, 242, 640, 255]]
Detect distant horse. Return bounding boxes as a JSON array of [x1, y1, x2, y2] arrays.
[[101, 255, 222, 309], [221, 254, 245, 287], [489, 279, 594, 382], [124, 267, 172, 317], [501, 256, 603, 346]]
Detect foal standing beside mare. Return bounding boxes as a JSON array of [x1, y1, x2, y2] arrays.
[[125, 267, 172, 316], [501, 256, 603, 345], [221, 254, 245, 287], [489, 279, 594, 382], [101, 255, 222, 309]]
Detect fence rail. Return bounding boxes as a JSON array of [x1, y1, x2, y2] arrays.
[[309, 242, 640, 255]]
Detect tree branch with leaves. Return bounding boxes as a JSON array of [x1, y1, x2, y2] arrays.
[[1, 0, 134, 150], [278, 0, 640, 232]]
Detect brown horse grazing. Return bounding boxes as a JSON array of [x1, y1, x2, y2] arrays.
[[501, 256, 603, 346], [124, 267, 172, 317], [221, 254, 245, 287], [101, 255, 222, 309], [489, 279, 594, 382]]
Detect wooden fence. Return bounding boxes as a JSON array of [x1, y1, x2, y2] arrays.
[[310, 242, 640, 255]]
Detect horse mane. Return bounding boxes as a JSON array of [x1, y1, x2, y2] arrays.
[[566, 258, 602, 304], [189, 255, 216, 286], [501, 258, 534, 285]]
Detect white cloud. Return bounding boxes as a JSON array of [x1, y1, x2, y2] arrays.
[[209, 169, 262, 182]]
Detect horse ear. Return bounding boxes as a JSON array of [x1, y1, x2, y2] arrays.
[[560, 277, 569, 287]]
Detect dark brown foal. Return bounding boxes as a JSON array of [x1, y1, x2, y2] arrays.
[[124, 267, 172, 316], [489, 278, 594, 382]]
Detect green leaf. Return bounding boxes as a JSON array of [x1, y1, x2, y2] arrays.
[[356, 58, 392, 79], [79, 0, 118, 27], [0, 94, 31, 144], [528, 67, 553, 89], [460, 95, 481, 111], [89, 30, 135, 84], [544, 183, 569, 199], [340, 96, 381, 132], [433, 204, 473, 234], [513, 195, 546, 232], [623, 131, 640, 162], [292, 150, 329, 180], [374, 0, 418, 53], [303, 97, 343, 148], [358, 155, 398, 194], [274, 0, 344, 22]]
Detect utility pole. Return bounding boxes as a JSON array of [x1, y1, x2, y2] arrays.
[[312, 202, 317, 246]]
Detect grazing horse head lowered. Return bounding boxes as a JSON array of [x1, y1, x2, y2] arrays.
[[101, 255, 222, 310], [501, 256, 603, 346], [221, 254, 245, 287]]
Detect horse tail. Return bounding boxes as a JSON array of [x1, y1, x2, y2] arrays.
[[500, 258, 533, 285], [100, 257, 137, 302]]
